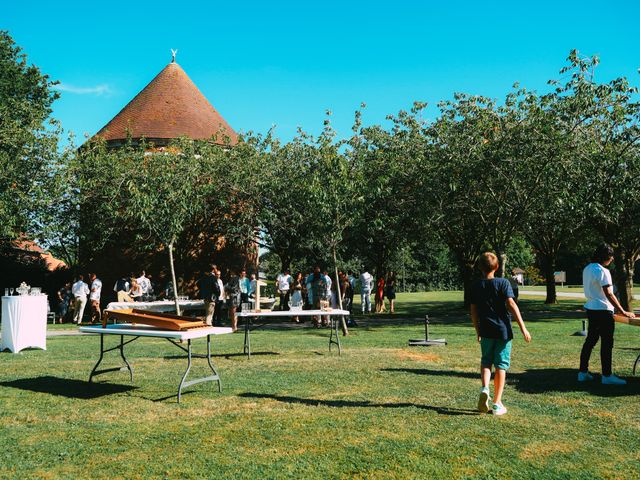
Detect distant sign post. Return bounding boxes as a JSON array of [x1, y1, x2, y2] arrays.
[[554, 271, 566, 287]]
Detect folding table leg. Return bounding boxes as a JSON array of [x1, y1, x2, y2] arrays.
[[243, 316, 251, 358], [176, 335, 222, 404], [329, 316, 342, 355], [89, 334, 135, 382]]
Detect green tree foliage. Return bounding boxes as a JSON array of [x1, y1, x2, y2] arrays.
[[0, 30, 60, 240], [553, 51, 640, 309]]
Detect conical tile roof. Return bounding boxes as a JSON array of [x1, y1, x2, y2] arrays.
[[95, 61, 237, 146]]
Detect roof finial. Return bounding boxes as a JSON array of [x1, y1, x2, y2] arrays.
[[171, 49, 178, 63]]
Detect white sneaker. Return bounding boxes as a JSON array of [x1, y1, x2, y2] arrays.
[[602, 374, 627, 385], [478, 388, 490, 413], [578, 371, 594, 382], [492, 403, 507, 416]]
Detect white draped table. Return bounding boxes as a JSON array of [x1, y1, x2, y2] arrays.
[[1, 295, 48, 353]]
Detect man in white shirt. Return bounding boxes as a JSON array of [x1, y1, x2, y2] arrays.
[[137, 270, 151, 300], [579, 244, 634, 385], [71, 274, 90, 324], [89, 273, 103, 324], [359, 268, 373, 314], [276, 269, 292, 311]]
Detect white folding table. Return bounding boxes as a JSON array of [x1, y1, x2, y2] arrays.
[[79, 324, 232, 403], [237, 309, 349, 358], [1, 295, 48, 353]]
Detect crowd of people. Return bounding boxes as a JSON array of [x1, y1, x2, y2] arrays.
[[54, 265, 400, 327], [196, 264, 254, 332], [55, 270, 176, 324], [55, 273, 104, 325], [272, 267, 399, 326]]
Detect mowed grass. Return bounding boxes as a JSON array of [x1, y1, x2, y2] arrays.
[[1, 292, 639, 479]]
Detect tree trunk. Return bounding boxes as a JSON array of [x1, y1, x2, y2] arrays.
[[279, 252, 291, 273], [613, 248, 635, 311], [540, 252, 557, 304], [333, 246, 348, 336], [495, 249, 507, 278], [461, 260, 475, 309], [168, 240, 181, 316]]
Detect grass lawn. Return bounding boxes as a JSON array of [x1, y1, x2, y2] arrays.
[[1, 292, 639, 479]]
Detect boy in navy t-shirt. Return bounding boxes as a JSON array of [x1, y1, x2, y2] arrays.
[[470, 252, 531, 415]]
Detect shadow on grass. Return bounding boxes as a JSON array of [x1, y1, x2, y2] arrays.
[[162, 351, 280, 360], [352, 301, 585, 329], [0, 375, 137, 399], [382, 367, 640, 397], [238, 392, 479, 416]]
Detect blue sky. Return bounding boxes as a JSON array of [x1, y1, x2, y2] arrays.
[[4, 1, 640, 144]]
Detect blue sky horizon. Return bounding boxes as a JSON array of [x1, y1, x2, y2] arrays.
[[4, 1, 640, 144]]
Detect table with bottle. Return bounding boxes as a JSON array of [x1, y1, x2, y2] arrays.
[[1, 285, 48, 353]]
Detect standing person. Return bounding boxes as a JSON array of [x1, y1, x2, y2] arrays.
[[213, 267, 225, 327], [197, 264, 218, 326], [88, 273, 102, 324], [359, 267, 373, 314], [128, 278, 143, 301], [303, 268, 313, 310], [290, 272, 304, 323], [114, 275, 131, 303], [470, 252, 532, 416], [386, 271, 397, 314], [239, 269, 251, 308], [347, 271, 356, 314], [225, 270, 241, 332], [57, 282, 72, 323], [579, 244, 634, 385], [307, 266, 323, 327], [508, 269, 520, 303], [249, 273, 257, 308], [276, 269, 293, 311], [321, 270, 333, 326], [71, 275, 90, 324], [375, 275, 386, 313], [137, 270, 151, 301]]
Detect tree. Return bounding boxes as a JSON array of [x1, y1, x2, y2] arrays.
[[519, 79, 590, 304], [348, 114, 425, 278], [302, 110, 367, 334], [556, 52, 640, 309], [0, 30, 60, 240]]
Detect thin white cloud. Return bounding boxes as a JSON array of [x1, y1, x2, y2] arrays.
[[55, 83, 113, 96]]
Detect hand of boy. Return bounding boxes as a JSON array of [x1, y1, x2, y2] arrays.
[[522, 328, 532, 343]]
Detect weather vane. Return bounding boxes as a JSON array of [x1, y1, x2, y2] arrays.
[[171, 49, 178, 63]]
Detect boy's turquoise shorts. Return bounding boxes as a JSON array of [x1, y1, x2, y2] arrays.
[[480, 338, 512, 370]]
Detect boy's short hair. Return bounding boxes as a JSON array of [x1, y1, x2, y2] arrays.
[[592, 244, 614, 264], [478, 252, 499, 274]]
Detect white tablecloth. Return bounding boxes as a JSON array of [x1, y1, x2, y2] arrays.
[[1, 295, 47, 353], [105, 299, 205, 312]]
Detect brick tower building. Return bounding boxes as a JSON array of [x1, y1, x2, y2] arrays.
[[83, 55, 254, 300]]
